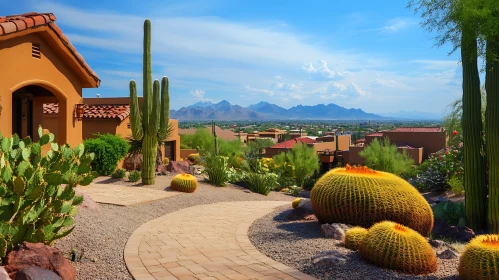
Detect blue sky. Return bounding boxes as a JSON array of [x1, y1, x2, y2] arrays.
[[3, 0, 466, 114]]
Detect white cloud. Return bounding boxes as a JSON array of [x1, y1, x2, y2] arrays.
[[303, 60, 351, 80], [382, 18, 411, 32], [244, 85, 275, 96], [274, 75, 282, 80], [190, 89, 211, 101]]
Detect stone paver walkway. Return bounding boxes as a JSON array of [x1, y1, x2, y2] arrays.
[[76, 184, 181, 206], [124, 201, 316, 280]]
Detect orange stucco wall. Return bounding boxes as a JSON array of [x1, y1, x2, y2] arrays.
[[0, 29, 87, 146], [337, 135, 352, 151]]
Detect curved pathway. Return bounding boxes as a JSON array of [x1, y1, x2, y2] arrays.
[[124, 201, 316, 280]]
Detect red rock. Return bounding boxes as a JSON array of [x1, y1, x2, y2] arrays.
[[5, 243, 75, 280], [167, 161, 192, 174], [16, 266, 61, 280]]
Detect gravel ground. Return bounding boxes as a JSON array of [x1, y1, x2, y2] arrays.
[[54, 174, 294, 280], [248, 205, 460, 280]]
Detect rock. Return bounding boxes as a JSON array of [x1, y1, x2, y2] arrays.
[[0, 267, 11, 280], [311, 250, 348, 266], [429, 239, 447, 249], [167, 161, 192, 174], [244, 190, 251, 193], [303, 214, 318, 221], [156, 164, 170, 176], [286, 207, 313, 221], [299, 198, 313, 211], [16, 267, 62, 280], [74, 190, 99, 211], [432, 218, 475, 243], [436, 248, 460, 259], [321, 223, 352, 240], [5, 242, 76, 280]]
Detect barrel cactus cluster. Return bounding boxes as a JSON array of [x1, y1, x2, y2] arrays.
[[0, 127, 97, 258], [310, 165, 434, 236], [344, 227, 368, 251], [359, 221, 437, 275], [170, 174, 198, 193], [459, 235, 499, 279]]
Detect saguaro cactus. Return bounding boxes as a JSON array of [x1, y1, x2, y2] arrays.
[[129, 19, 170, 185]]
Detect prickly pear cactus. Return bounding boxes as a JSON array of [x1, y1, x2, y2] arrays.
[[0, 126, 97, 260], [170, 174, 198, 193]]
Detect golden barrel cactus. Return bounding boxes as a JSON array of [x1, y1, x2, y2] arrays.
[[459, 235, 499, 280], [171, 173, 198, 193], [344, 227, 368, 251], [360, 221, 437, 275], [310, 165, 433, 236], [292, 198, 301, 209]]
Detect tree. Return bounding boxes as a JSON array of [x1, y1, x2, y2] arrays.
[[273, 144, 319, 187], [409, 0, 488, 231], [359, 137, 414, 176]]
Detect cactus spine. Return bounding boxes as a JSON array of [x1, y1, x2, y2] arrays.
[[461, 23, 487, 231], [129, 19, 170, 185], [486, 35, 499, 233]]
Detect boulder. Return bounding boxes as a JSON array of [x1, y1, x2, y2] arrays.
[[74, 190, 99, 211], [303, 214, 318, 221], [5, 242, 75, 280], [286, 207, 313, 221], [311, 250, 348, 266], [167, 161, 192, 174], [321, 223, 352, 240], [16, 267, 62, 280], [429, 239, 447, 249], [0, 267, 11, 280], [437, 248, 460, 259], [432, 218, 475, 243]]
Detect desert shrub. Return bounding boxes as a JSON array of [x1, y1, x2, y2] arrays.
[[448, 175, 465, 195], [203, 153, 229, 187], [459, 235, 499, 280], [111, 168, 127, 179], [310, 165, 434, 236], [359, 137, 414, 176], [247, 172, 278, 196], [302, 170, 321, 191], [272, 144, 319, 187], [84, 134, 129, 176], [0, 128, 97, 258], [128, 170, 141, 182], [227, 168, 249, 184], [170, 173, 198, 193], [187, 153, 200, 164], [433, 201, 466, 227], [359, 221, 437, 275]]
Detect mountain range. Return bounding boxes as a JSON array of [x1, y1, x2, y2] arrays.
[[170, 100, 390, 120]]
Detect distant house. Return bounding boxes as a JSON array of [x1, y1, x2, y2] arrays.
[[264, 134, 352, 158], [345, 127, 446, 165]]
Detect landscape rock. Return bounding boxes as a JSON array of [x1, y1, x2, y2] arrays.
[[16, 267, 62, 280], [303, 214, 318, 221], [5, 242, 76, 280], [437, 248, 460, 259], [321, 223, 352, 240], [432, 218, 475, 242], [429, 239, 447, 249], [0, 267, 11, 280], [167, 161, 192, 174], [286, 207, 313, 221], [122, 153, 142, 171], [311, 250, 348, 266], [74, 190, 99, 211]]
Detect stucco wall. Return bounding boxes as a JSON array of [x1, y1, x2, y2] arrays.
[[401, 147, 423, 165], [180, 149, 198, 159], [0, 31, 84, 146], [383, 132, 446, 160], [348, 146, 366, 165], [337, 135, 352, 151]]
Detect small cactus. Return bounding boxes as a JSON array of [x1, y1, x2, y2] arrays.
[[459, 234, 499, 280], [344, 227, 368, 251], [292, 198, 301, 209], [171, 174, 198, 193], [92, 257, 98, 263], [359, 221, 437, 275]]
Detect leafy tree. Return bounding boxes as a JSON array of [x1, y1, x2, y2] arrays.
[[359, 137, 414, 176], [273, 144, 319, 187]]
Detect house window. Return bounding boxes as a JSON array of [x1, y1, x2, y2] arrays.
[[32, 43, 41, 59], [127, 123, 131, 129]]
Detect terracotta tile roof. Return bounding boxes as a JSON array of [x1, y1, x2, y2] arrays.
[[43, 103, 130, 121], [0, 12, 100, 87], [270, 137, 316, 149], [390, 127, 442, 133], [354, 138, 365, 144], [367, 132, 383, 137], [396, 143, 418, 149]]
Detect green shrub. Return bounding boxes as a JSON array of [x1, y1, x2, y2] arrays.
[[359, 137, 414, 175], [128, 170, 141, 182], [84, 134, 129, 176], [432, 201, 466, 227], [0, 127, 97, 258], [111, 168, 126, 179], [247, 172, 278, 196], [448, 175, 465, 195], [272, 144, 319, 187], [203, 154, 229, 187]]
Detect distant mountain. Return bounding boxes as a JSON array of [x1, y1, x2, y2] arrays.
[[171, 100, 386, 120], [378, 111, 443, 120]]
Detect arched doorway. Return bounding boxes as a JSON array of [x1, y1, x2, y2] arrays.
[[12, 85, 58, 140]]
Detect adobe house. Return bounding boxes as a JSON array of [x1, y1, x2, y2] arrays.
[[345, 127, 446, 165], [43, 97, 181, 161], [0, 13, 100, 145]]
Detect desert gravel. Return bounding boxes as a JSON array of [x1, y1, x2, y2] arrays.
[[54, 175, 294, 280], [248, 205, 460, 280]]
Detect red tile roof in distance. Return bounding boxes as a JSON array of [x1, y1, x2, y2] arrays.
[[43, 103, 130, 121], [367, 132, 383, 137], [390, 127, 442, 133], [270, 137, 316, 149], [0, 12, 100, 87]]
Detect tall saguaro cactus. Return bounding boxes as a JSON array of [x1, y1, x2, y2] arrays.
[[129, 19, 170, 185]]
